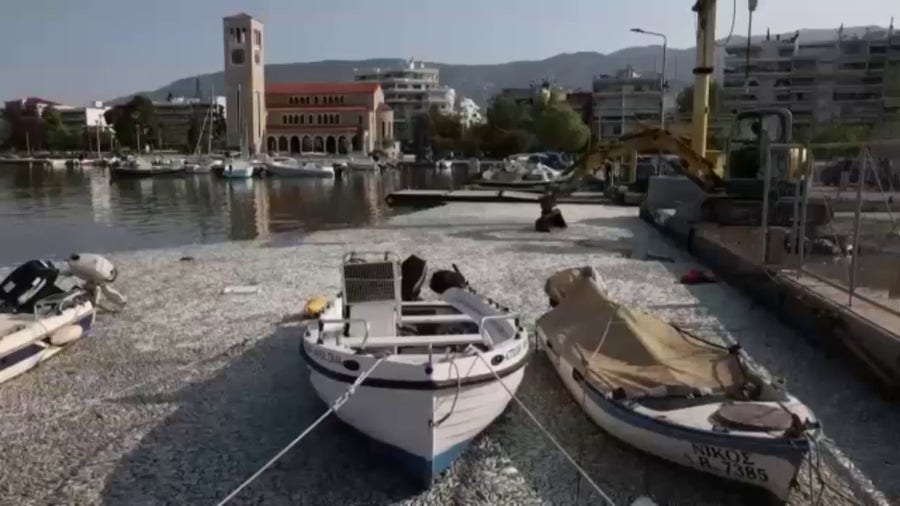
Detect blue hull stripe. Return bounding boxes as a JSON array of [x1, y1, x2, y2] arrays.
[[580, 380, 809, 465], [365, 435, 473, 484]]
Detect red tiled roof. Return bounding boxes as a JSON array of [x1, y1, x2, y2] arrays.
[[376, 103, 392, 112], [266, 82, 381, 95], [267, 105, 369, 111]]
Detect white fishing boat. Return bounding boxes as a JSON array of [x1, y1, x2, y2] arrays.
[[1, 254, 125, 384], [347, 156, 380, 172], [220, 83, 257, 179], [435, 158, 453, 171], [221, 159, 255, 179], [265, 157, 334, 178], [536, 267, 819, 501], [300, 252, 529, 483]]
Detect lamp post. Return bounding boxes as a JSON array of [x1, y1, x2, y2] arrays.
[[630, 28, 668, 130]]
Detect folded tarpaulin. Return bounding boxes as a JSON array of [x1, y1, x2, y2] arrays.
[[537, 267, 743, 399]]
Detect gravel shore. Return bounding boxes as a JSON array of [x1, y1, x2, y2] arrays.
[[0, 203, 895, 505]]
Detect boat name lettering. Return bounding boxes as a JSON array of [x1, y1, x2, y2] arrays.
[[311, 347, 343, 364], [689, 444, 768, 482], [504, 342, 524, 360]]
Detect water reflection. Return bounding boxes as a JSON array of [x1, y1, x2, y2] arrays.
[[0, 163, 469, 264]]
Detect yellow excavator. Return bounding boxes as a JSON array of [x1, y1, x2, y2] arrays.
[[536, 0, 831, 232]]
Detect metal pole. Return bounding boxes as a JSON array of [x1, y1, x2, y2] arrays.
[[660, 36, 667, 130], [849, 149, 866, 306], [96, 119, 101, 160], [797, 151, 812, 279], [760, 141, 772, 264]]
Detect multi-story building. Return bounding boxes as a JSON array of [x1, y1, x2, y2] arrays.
[[223, 13, 266, 153], [264, 82, 394, 154], [153, 97, 225, 149], [592, 67, 673, 139], [57, 102, 110, 132], [721, 27, 900, 127], [354, 60, 454, 146]]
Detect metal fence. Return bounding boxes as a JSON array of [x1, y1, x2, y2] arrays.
[[789, 140, 900, 316]]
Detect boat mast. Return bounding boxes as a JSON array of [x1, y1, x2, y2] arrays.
[[208, 87, 214, 155]]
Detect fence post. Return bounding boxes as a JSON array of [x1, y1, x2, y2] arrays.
[[848, 148, 867, 306], [797, 149, 812, 279], [760, 143, 773, 264]]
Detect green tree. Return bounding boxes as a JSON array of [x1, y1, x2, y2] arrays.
[[534, 102, 590, 153], [104, 95, 157, 150], [676, 81, 720, 115], [42, 107, 71, 150]]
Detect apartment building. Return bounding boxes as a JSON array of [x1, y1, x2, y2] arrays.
[[354, 60, 454, 146], [721, 27, 900, 127], [593, 67, 673, 139]]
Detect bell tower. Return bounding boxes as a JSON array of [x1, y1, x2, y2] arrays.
[[223, 13, 266, 154]]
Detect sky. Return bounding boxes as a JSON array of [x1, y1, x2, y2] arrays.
[[0, 0, 896, 105]]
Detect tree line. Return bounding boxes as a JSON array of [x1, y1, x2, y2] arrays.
[[419, 89, 591, 159]]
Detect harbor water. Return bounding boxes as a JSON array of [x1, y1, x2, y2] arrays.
[[0, 162, 470, 265]]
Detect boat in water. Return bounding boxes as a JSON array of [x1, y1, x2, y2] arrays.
[[265, 157, 334, 178], [111, 156, 185, 177], [473, 160, 565, 190], [300, 252, 529, 483], [347, 156, 380, 172], [0, 254, 125, 384], [536, 266, 819, 501], [221, 159, 256, 179]]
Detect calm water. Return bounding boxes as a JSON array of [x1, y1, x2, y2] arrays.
[[0, 163, 470, 265]]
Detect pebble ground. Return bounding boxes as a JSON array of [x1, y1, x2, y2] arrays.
[[0, 203, 895, 505]]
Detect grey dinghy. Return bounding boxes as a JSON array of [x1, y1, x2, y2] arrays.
[[536, 267, 819, 501]]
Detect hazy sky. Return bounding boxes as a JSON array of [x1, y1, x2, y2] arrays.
[[0, 0, 896, 104]]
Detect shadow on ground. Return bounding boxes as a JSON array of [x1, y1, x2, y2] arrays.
[[100, 327, 421, 506]]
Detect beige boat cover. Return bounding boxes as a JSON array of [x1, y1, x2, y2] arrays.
[[537, 267, 744, 398]]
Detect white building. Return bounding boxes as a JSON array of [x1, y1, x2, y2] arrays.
[[57, 102, 110, 131], [593, 67, 674, 139], [457, 97, 483, 127], [721, 27, 900, 127], [354, 60, 455, 145]]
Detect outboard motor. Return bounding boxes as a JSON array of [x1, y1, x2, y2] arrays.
[[430, 264, 468, 295], [63, 254, 127, 307], [66, 254, 117, 284], [0, 260, 62, 312], [400, 255, 427, 301]]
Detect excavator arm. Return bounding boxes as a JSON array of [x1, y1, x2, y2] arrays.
[[548, 127, 722, 198]]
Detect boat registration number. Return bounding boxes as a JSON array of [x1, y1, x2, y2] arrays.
[[689, 443, 769, 482]]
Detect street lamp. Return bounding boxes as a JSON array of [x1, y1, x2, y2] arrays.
[[631, 27, 668, 130]]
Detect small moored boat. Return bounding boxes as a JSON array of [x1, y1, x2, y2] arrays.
[[1, 254, 125, 384], [536, 267, 819, 501], [265, 157, 334, 178], [300, 252, 529, 483], [111, 156, 185, 177]]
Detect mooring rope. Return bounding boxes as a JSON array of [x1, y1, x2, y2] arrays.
[[216, 356, 386, 505], [468, 347, 616, 506]]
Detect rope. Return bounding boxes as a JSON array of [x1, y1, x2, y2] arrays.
[[468, 347, 616, 506], [432, 350, 461, 427], [715, 0, 738, 47], [216, 356, 386, 505]]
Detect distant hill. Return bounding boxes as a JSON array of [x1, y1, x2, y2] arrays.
[[113, 25, 886, 107]]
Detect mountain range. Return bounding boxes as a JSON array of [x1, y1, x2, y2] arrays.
[[117, 26, 885, 108]]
